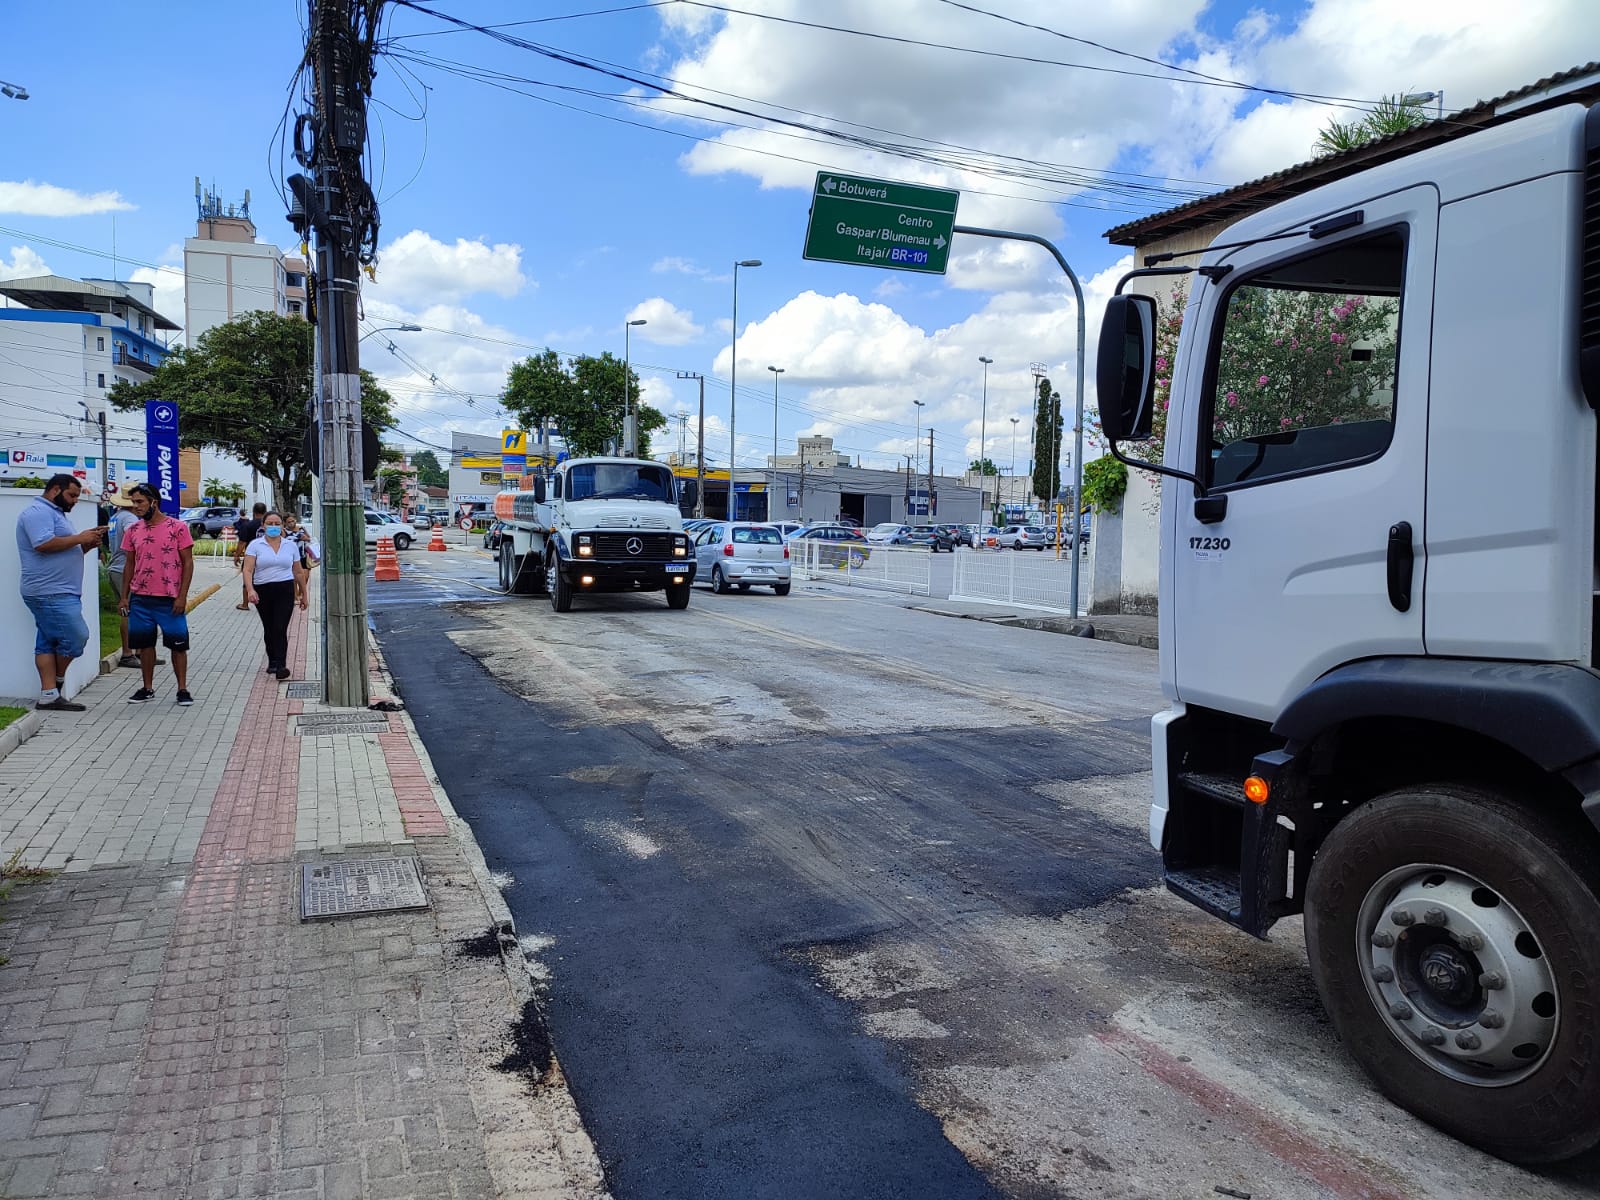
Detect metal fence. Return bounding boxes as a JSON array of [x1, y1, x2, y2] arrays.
[[792, 539, 932, 595], [950, 546, 1084, 615]]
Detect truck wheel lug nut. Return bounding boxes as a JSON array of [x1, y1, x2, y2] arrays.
[[1419, 1027, 1446, 1046], [1479, 972, 1504, 990], [1390, 909, 1415, 927], [1423, 907, 1447, 926], [1461, 933, 1485, 952], [1371, 965, 1395, 983], [1456, 1031, 1482, 1050], [1371, 931, 1395, 949], [1480, 1010, 1505, 1029], [1389, 1001, 1414, 1020]]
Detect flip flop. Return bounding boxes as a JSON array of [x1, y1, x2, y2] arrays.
[[235, 603, 250, 610]]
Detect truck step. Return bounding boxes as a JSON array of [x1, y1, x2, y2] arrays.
[[1176, 771, 1248, 808], [1166, 866, 1244, 924]]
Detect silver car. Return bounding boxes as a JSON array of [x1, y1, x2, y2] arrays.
[[694, 522, 792, 595]]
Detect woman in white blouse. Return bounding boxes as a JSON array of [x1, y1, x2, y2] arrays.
[[242, 510, 308, 680]]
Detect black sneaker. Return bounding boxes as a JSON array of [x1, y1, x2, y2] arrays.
[[175, 690, 195, 707], [127, 688, 156, 704], [36, 696, 86, 712]]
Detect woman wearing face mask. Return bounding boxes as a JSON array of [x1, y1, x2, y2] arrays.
[[241, 510, 307, 680]]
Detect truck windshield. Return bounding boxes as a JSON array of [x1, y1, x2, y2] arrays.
[[566, 464, 675, 502]]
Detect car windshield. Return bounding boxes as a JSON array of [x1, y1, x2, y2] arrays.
[[732, 527, 782, 544], [567, 463, 675, 502], [869, 523, 900, 535]]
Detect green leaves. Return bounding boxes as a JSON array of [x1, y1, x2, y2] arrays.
[[1313, 94, 1429, 158], [501, 349, 666, 459], [1031, 376, 1062, 502], [1081, 455, 1127, 513]]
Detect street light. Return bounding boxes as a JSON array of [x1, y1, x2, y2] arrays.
[[911, 399, 926, 525], [0, 80, 29, 101], [1009, 416, 1019, 518], [360, 323, 421, 341], [623, 317, 647, 455], [767, 365, 784, 464], [730, 259, 761, 519], [978, 356, 993, 524]]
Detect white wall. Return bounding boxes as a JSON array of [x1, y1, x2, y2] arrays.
[[1119, 468, 1162, 614], [0, 488, 99, 700]]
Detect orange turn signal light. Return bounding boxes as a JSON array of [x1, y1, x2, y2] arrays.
[[1243, 776, 1270, 805]]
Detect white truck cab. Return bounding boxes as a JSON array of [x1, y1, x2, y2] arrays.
[[1099, 102, 1600, 1163], [492, 456, 694, 611]]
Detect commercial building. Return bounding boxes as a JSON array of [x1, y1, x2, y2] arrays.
[[0, 274, 180, 491]]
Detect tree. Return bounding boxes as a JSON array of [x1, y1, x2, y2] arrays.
[[1314, 94, 1429, 158], [373, 467, 406, 508], [967, 458, 999, 475], [500, 348, 667, 459], [108, 311, 394, 512], [410, 449, 447, 489], [202, 476, 227, 503], [1030, 376, 1062, 502], [202, 477, 246, 505]]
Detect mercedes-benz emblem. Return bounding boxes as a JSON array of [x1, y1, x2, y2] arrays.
[[626, 537, 644, 556]]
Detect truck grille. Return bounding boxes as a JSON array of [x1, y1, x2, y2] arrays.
[[589, 532, 676, 559]]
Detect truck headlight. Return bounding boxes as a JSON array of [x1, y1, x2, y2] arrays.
[[577, 535, 593, 558]]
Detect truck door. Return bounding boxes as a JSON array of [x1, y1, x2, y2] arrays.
[[1168, 186, 1436, 721]]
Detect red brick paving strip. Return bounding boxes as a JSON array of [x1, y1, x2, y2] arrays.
[[101, 616, 308, 1196]]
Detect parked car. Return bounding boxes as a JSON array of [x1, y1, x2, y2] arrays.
[[928, 524, 963, 551], [412, 512, 435, 529], [960, 523, 1003, 547], [894, 526, 938, 548], [483, 520, 508, 551], [864, 523, 934, 546], [836, 515, 862, 529], [771, 521, 807, 540], [788, 524, 867, 543], [994, 525, 1048, 550], [184, 506, 242, 539], [693, 522, 792, 595], [363, 511, 414, 550]]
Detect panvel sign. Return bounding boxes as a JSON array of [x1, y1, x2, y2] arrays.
[[144, 401, 181, 516]]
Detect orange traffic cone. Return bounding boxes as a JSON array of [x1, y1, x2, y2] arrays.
[[373, 535, 401, 582], [428, 524, 447, 551]]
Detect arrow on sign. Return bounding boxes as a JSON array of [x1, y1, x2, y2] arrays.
[[821, 178, 838, 193], [933, 235, 947, 249]]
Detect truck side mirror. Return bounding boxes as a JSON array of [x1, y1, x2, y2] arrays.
[[1097, 294, 1158, 442], [529, 475, 546, 503]]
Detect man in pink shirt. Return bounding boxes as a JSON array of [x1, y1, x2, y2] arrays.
[[118, 482, 196, 706]]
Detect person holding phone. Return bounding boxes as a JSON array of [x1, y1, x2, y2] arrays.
[[14, 473, 104, 711]]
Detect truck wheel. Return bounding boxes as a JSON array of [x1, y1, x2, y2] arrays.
[[547, 555, 572, 613], [498, 543, 512, 591], [1305, 784, 1600, 1163], [665, 581, 691, 609], [505, 545, 540, 595]]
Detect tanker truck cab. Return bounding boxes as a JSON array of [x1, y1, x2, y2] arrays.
[[1098, 102, 1600, 1163], [492, 456, 695, 611]]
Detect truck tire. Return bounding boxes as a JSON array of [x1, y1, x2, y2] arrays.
[[498, 542, 512, 591], [503, 544, 541, 595], [1304, 783, 1600, 1163], [665, 581, 691, 609], [547, 553, 573, 612]]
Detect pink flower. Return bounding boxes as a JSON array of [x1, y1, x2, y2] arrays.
[[1290, 338, 1299, 350], [1227, 395, 1239, 408], [1273, 338, 1283, 346], [1257, 375, 1270, 386], [1154, 356, 1168, 372], [1160, 399, 1169, 411], [1330, 332, 1345, 344], [1326, 369, 1333, 376], [1280, 417, 1292, 428]]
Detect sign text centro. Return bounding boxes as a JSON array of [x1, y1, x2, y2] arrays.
[[802, 172, 959, 275]]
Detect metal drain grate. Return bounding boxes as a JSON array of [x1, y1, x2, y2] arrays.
[[300, 857, 428, 920], [296, 722, 389, 736], [295, 712, 392, 737], [285, 682, 321, 699]]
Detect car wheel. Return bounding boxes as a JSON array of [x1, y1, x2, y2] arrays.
[[393, 533, 412, 551], [547, 555, 572, 612], [711, 565, 730, 594], [1305, 784, 1600, 1163], [190, 523, 207, 539], [774, 582, 791, 596]]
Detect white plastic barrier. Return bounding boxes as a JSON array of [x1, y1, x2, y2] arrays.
[[949, 546, 1084, 615], [792, 539, 931, 595]]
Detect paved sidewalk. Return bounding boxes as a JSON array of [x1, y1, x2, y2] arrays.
[[0, 557, 606, 1199]]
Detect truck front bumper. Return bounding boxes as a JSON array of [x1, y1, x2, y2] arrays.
[[559, 557, 695, 591]]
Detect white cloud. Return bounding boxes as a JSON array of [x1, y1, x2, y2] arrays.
[[0, 180, 135, 217], [0, 245, 49, 280], [652, 256, 705, 276], [369, 230, 528, 308], [625, 297, 704, 345]]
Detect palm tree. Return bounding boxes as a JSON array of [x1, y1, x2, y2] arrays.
[[1313, 94, 1430, 158], [202, 476, 226, 503]]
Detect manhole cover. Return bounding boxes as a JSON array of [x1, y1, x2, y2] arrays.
[[285, 682, 321, 699], [296, 722, 389, 736], [300, 857, 428, 920]]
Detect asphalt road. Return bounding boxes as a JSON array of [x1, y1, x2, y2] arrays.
[[372, 551, 1598, 1200]]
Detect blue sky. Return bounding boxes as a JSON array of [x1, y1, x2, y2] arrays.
[[2, 0, 1592, 476]]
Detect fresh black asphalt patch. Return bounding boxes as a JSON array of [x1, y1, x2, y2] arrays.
[[376, 602, 1151, 1199]]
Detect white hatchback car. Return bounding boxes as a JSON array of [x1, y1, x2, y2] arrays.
[[694, 522, 792, 595], [363, 511, 415, 550]]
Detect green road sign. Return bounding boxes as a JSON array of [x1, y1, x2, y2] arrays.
[[802, 172, 960, 275]]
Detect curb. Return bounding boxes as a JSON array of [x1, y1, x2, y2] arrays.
[[911, 604, 1158, 649], [0, 710, 43, 765]]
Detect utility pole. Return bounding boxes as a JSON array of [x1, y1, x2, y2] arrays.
[[926, 428, 935, 527], [677, 370, 706, 517], [290, 0, 380, 707]]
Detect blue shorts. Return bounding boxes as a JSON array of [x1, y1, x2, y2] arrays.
[[128, 594, 191, 652], [23, 595, 90, 659]]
